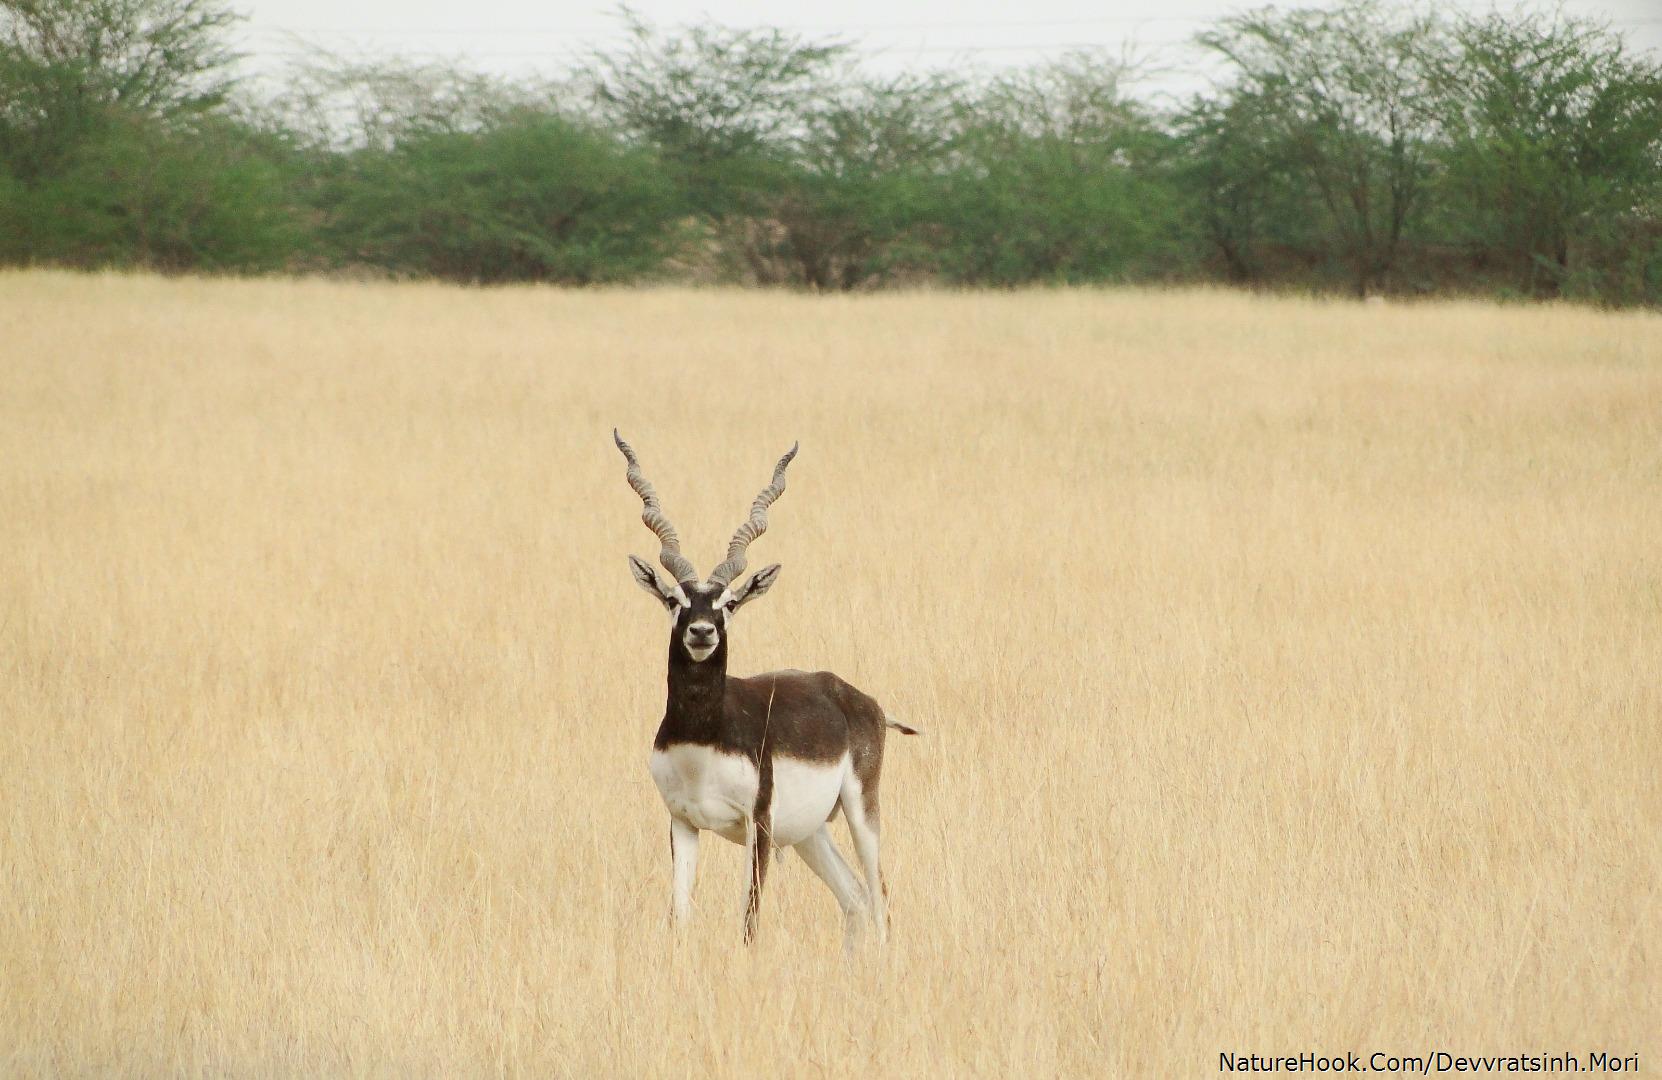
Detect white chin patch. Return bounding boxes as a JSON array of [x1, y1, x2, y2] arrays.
[[684, 640, 718, 662]]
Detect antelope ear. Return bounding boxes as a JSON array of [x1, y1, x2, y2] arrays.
[[628, 555, 685, 611], [731, 564, 781, 609]]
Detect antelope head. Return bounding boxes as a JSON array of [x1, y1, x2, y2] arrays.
[[615, 430, 796, 663]]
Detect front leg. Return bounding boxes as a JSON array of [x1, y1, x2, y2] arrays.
[[670, 817, 699, 926]]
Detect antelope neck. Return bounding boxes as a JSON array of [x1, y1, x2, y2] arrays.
[[656, 636, 747, 753]]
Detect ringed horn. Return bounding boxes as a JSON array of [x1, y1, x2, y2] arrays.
[[707, 442, 799, 587], [614, 429, 700, 585]]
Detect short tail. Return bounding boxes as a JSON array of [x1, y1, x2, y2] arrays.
[[885, 717, 921, 736]]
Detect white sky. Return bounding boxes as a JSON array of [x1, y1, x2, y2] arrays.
[[232, 0, 1662, 104]]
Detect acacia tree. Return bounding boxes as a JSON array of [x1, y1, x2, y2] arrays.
[[0, 0, 237, 180], [591, 14, 957, 288], [272, 55, 533, 153], [0, 0, 304, 270], [279, 59, 683, 284], [1431, 10, 1662, 299], [589, 15, 844, 231], [931, 53, 1188, 285], [1198, 2, 1447, 296], [322, 110, 682, 284], [767, 73, 956, 289], [1174, 90, 1313, 283]]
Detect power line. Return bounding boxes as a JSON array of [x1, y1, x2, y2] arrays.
[[233, 10, 1662, 69], [241, 28, 1207, 60], [241, 16, 1234, 36], [255, 41, 1202, 61], [240, 14, 1661, 36]]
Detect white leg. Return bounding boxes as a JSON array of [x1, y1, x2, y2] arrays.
[[670, 817, 699, 926], [794, 826, 870, 952], [840, 778, 888, 944]]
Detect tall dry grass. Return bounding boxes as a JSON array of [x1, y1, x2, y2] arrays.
[[1, 271, 1658, 1077]]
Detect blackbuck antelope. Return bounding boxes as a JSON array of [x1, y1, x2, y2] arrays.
[[615, 431, 916, 948]]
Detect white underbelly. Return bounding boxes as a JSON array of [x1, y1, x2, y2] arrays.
[[768, 754, 849, 847], [648, 746, 848, 848]]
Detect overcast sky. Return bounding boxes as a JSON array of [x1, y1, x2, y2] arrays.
[[231, 0, 1662, 103]]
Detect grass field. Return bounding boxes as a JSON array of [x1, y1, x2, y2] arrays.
[[1, 271, 1658, 1077]]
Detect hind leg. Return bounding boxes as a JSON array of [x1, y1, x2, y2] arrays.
[[839, 775, 888, 944], [743, 808, 771, 945], [794, 826, 870, 953]]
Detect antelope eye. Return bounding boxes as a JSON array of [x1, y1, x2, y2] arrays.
[[724, 600, 738, 612]]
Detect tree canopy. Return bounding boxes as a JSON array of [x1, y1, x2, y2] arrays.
[[3, 0, 1660, 305]]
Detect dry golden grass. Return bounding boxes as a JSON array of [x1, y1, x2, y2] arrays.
[[1, 270, 1658, 1077]]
